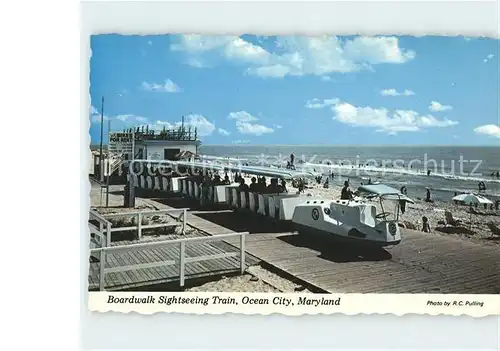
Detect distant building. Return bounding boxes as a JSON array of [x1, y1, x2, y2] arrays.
[[132, 125, 201, 161], [91, 121, 201, 179]]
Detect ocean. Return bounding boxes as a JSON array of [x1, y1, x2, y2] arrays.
[[199, 145, 500, 201]]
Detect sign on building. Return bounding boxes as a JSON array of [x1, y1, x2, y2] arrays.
[[108, 132, 134, 156]]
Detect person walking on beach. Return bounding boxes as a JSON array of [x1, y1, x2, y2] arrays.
[[425, 188, 432, 202], [422, 216, 431, 233], [296, 178, 305, 194], [323, 178, 329, 189], [290, 152, 295, 167], [399, 186, 407, 214]]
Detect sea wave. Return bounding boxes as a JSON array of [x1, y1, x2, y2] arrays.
[[299, 162, 500, 184]]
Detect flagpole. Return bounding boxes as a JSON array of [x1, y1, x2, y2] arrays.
[[99, 96, 104, 181]]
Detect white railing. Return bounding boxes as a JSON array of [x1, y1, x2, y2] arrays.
[[101, 208, 188, 239], [89, 231, 248, 291], [89, 208, 188, 290], [89, 209, 112, 247]]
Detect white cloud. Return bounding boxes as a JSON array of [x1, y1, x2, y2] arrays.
[[483, 53, 495, 63], [343, 36, 415, 64], [218, 128, 231, 136], [246, 64, 291, 78], [429, 101, 453, 112], [90, 105, 108, 123], [274, 124, 283, 129], [116, 115, 129, 122], [135, 116, 148, 123], [223, 37, 271, 64], [320, 76, 332, 81], [170, 35, 416, 79], [227, 110, 274, 136], [380, 88, 415, 96], [170, 35, 234, 52], [331, 100, 458, 134], [178, 114, 215, 136], [185, 58, 209, 68], [90, 105, 99, 115], [305, 98, 340, 109], [474, 124, 500, 139], [235, 121, 274, 136], [232, 140, 250, 144], [141, 79, 182, 93], [113, 114, 150, 126], [228, 111, 258, 122]]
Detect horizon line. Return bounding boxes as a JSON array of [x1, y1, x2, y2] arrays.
[[89, 143, 499, 148]]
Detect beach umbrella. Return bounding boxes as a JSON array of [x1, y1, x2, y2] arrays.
[[452, 193, 493, 229], [452, 193, 493, 205]]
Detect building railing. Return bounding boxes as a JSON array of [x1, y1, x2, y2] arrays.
[[134, 130, 199, 142], [89, 231, 248, 291]]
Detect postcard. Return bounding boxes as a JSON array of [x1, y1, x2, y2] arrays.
[[87, 33, 500, 317]]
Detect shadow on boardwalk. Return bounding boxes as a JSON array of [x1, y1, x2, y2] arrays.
[[278, 234, 393, 263]]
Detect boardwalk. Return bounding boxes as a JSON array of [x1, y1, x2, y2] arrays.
[[145, 196, 500, 294], [88, 232, 261, 291]]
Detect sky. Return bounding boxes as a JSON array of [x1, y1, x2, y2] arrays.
[[89, 35, 500, 146]]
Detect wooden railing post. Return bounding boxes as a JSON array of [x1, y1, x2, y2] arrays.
[[179, 241, 185, 287], [182, 209, 186, 235], [240, 233, 245, 274], [106, 223, 111, 247], [99, 249, 106, 291], [98, 222, 103, 246], [137, 212, 142, 239]]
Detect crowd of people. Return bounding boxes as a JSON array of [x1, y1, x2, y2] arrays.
[[237, 175, 288, 194], [182, 169, 293, 201]]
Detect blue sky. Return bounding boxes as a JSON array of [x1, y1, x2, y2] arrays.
[[89, 35, 499, 145]]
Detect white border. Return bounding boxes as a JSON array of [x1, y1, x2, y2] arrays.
[[80, 1, 500, 349], [81, 1, 500, 37]]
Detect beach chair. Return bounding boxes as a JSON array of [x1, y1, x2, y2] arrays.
[[444, 211, 463, 227], [486, 222, 500, 237]]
